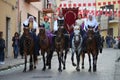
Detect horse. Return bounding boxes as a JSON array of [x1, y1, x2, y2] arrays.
[[55, 27, 68, 72], [38, 27, 53, 71], [22, 28, 38, 72], [81, 27, 98, 72], [71, 26, 83, 71]]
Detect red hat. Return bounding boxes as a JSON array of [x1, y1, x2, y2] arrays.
[[44, 16, 49, 20]]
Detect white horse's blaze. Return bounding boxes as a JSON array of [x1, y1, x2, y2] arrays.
[[75, 36, 79, 41]]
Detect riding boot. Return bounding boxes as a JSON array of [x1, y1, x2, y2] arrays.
[[99, 36, 102, 53], [82, 35, 86, 52], [95, 32, 102, 53]]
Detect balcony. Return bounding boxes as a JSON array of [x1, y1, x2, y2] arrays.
[[43, 8, 54, 13], [25, 0, 40, 3], [108, 16, 119, 23]]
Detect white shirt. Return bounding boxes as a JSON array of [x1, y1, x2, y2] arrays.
[[53, 20, 58, 31], [84, 18, 98, 32]]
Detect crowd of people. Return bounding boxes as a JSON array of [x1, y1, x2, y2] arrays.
[[105, 35, 120, 49]]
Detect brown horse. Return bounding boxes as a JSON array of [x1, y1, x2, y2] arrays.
[[23, 28, 38, 72], [82, 27, 98, 72], [38, 27, 52, 71], [55, 27, 67, 72]]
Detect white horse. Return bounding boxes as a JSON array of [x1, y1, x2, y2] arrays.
[[71, 25, 83, 71]]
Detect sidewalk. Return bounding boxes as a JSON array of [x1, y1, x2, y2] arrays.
[[0, 56, 42, 71], [0, 52, 57, 71]]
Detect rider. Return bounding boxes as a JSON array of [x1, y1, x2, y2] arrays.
[[75, 14, 85, 36], [53, 12, 69, 49], [20, 16, 39, 55], [83, 13, 102, 53], [42, 15, 53, 49]]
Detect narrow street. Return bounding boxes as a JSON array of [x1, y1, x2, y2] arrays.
[[0, 48, 119, 80]]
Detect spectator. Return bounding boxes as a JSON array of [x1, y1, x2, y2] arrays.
[[12, 32, 20, 59], [105, 35, 110, 48], [0, 32, 5, 64], [113, 36, 119, 49], [118, 36, 120, 49]]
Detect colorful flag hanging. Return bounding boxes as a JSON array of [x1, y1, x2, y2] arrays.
[[73, 3, 77, 7], [108, 2, 111, 5], [103, 2, 106, 5], [78, 3, 81, 7], [98, 2, 101, 6], [83, 3, 86, 6], [93, 3, 96, 6]]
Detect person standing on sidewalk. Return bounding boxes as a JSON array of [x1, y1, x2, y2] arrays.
[[0, 32, 5, 64], [12, 32, 20, 59]]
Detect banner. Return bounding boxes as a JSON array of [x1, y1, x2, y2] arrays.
[[62, 8, 78, 33]]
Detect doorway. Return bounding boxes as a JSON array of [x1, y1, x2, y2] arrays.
[[6, 17, 11, 57]]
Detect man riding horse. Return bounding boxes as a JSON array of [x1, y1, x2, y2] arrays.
[[19, 16, 38, 72], [83, 13, 102, 53], [20, 16, 39, 56], [53, 12, 69, 50]]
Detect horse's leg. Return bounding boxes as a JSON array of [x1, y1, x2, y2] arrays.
[[93, 53, 97, 72], [23, 53, 27, 72], [33, 54, 37, 69], [47, 50, 53, 69], [46, 51, 49, 66], [71, 50, 76, 66], [76, 51, 80, 71], [29, 53, 33, 71], [63, 49, 67, 70], [88, 52, 91, 72], [82, 52, 85, 69], [42, 52, 46, 71], [57, 52, 62, 72]]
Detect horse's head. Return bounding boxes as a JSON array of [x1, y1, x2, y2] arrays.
[[39, 27, 45, 36], [87, 25, 95, 40], [73, 25, 81, 41], [55, 27, 64, 43], [23, 27, 29, 36]]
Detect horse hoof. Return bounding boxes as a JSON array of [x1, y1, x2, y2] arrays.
[[34, 66, 36, 69], [82, 66, 84, 69], [23, 69, 26, 72], [100, 49, 102, 53], [76, 68, 80, 71], [42, 67, 46, 71], [93, 68, 97, 72], [72, 63, 76, 66], [63, 67, 66, 70], [88, 69, 91, 72], [93, 69, 96, 72], [58, 68, 62, 72], [48, 66, 51, 69], [29, 68, 33, 71]]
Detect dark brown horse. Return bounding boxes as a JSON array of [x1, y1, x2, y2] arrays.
[[38, 27, 52, 71], [55, 27, 68, 72], [23, 28, 38, 72], [82, 27, 98, 72]]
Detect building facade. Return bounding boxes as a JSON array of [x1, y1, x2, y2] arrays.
[[96, 0, 120, 37], [0, 0, 18, 57], [18, 0, 43, 34], [0, 0, 43, 57]]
